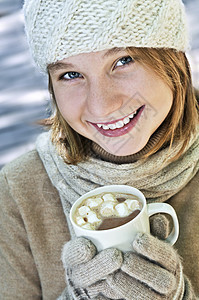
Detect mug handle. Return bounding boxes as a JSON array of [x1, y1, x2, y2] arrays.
[[147, 203, 179, 245]]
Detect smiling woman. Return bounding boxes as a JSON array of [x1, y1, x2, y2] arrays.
[[0, 0, 199, 299], [47, 47, 198, 163], [48, 48, 173, 157]]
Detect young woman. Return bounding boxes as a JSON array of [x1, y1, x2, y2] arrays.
[[0, 0, 198, 299]]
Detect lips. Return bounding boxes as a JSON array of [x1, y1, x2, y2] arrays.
[[97, 110, 137, 130], [90, 105, 145, 137]]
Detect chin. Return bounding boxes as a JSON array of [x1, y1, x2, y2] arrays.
[[102, 138, 149, 157]]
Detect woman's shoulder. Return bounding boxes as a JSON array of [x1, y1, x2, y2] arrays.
[[0, 149, 59, 208], [185, 168, 199, 193], [0, 149, 48, 184]]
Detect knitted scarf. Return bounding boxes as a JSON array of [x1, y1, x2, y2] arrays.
[[36, 129, 199, 238]]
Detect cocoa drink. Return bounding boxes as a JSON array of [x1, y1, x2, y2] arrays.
[[73, 192, 142, 230]]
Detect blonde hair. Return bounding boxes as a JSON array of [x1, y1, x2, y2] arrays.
[[45, 48, 198, 164]]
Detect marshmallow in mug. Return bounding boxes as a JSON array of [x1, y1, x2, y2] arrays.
[[74, 192, 141, 230]]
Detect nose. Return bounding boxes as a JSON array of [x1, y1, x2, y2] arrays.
[[86, 76, 123, 118]]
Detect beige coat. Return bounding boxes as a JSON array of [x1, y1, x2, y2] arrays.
[[0, 149, 199, 299]]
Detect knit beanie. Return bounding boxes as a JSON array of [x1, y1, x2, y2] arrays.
[[23, 0, 189, 73]]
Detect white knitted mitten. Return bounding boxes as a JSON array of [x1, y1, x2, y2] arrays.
[[106, 233, 196, 300], [149, 213, 170, 240], [61, 237, 123, 299], [58, 214, 172, 299]]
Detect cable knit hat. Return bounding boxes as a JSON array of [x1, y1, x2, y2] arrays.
[[23, 0, 189, 72]]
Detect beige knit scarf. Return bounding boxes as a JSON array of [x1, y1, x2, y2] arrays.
[[36, 129, 199, 237]]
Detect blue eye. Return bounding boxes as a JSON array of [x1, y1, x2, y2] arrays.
[[115, 56, 133, 68], [60, 71, 83, 81]]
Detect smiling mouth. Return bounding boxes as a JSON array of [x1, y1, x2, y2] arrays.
[[90, 105, 145, 137]]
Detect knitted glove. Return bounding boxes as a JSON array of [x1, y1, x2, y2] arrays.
[[58, 214, 170, 300], [60, 237, 123, 300], [105, 233, 193, 300], [149, 213, 170, 240]]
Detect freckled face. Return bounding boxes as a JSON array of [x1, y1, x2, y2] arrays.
[[49, 48, 173, 156]]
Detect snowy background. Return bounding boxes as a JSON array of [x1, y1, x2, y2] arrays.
[[0, 0, 199, 169]]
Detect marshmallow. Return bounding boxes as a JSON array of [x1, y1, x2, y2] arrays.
[[75, 193, 141, 230], [102, 193, 116, 202], [78, 205, 91, 216], [125, 199, 140, 211], [76, 216, 87, 226], [86, 197, 103, 208], [81, 223, 94, 230], [86, 211, 101, 224], [115, 203, 130, 217], [100, 201, 116, 217]]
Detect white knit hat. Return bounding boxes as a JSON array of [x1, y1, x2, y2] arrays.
[[23, 0, 189, 72]]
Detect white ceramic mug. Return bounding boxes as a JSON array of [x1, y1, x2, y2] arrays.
[[70, 185, 179, 252]]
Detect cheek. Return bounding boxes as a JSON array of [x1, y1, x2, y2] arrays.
[[156, 86, 173, 114], [54, 89, 82, 118], [56, 97, 71, 119], [144, 77, 173, 113]]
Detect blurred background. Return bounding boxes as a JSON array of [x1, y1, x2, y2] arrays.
[[0, 0, 199, 169]]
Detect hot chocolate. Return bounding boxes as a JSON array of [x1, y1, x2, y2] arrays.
[[73, 192, 142, 230]]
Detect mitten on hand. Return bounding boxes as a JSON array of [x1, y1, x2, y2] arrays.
[[150, 213, 170, 240], [106, 233, 187, 300], [61, 237, 123, 300]]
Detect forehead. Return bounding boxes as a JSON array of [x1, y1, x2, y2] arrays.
[[48, 47, 127, 73]]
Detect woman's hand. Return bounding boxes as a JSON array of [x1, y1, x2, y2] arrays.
[[61, 237, 123, 299], [60, 214, 184, 299], [149, 213, 170, 240], [106, 233, 185, 300]]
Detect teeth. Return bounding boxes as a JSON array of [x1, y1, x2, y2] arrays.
[[97, 109, 138, 130], [102, 125, 109, 130], [123, 117, 130, 124], [108, 123, 117, 130], [116, 121, 124, 128], [129, 112, 136, 118]]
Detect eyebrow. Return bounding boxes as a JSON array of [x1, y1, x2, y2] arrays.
[[103, 47, 126, 58], [48, 47, 126, 73], [48, 62, 74, 73]]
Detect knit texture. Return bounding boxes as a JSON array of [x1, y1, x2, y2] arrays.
[[59, 216, 171, 300], [36, 129, 199, 239], [149, 214, 170, 240], [61, 237, 123, 299], [62, 237, 97, 268], [23, 0, 189, 72], [1, 150, 198, 298], [105, 233, 185, 300], [60, 234, 187, 300], [91, 123, 168, 163]]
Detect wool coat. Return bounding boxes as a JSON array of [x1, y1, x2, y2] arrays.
[[0, 149, 199, 299]]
